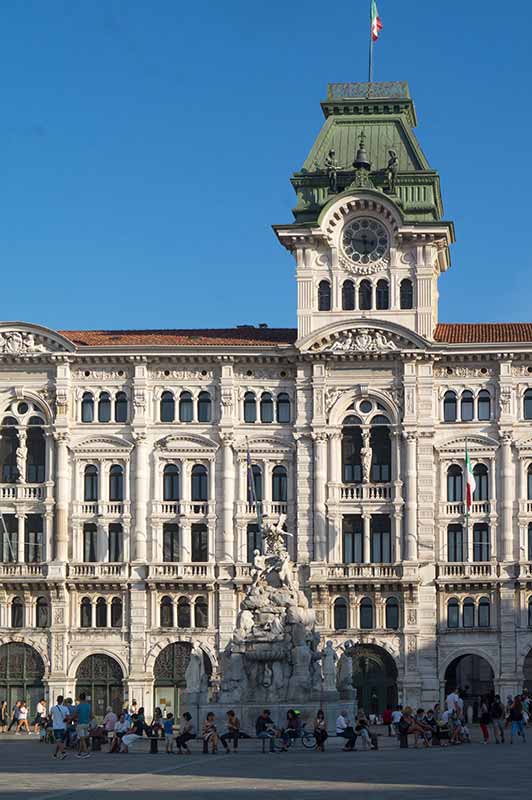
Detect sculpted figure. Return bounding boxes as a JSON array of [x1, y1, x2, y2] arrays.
[[385, 149, 399, 193], [361, 433, 372, 483], [184, 641, 205, 693], [337, 642, 354, 691], [322, 640, 338, 692], [324, 148, 339, 193]]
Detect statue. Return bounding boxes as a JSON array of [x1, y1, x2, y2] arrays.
[[322, 641, 338, 692], [251, 549, 267, 583], [337, 641, 354, 691], [16, 445, 27, 484], [385, 149, 399, 193], [324, 148, 339, 193], [184, 641, 205, 694], [361, 433, 372, 483]]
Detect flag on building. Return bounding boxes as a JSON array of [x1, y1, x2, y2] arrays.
[[371, 0, 383, 41], [465, 446, 476, 513]]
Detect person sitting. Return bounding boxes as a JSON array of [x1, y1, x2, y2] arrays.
[[281, 709, 301, 750], [336, 710, 357, 751], [220, 710, 241, 753], [202, 712, 218, 754], [255, 709, 278, 753], [314, 710, 328, 752], [414, 709, 432, 747], [398, 706, 429, 748], [175, 712, 196, 755], [110, 713, 129, 753], [120, 715, 144, 753], [354, 710, 378, 750]]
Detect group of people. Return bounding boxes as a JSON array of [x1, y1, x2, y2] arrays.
[[0, 699, 47, 735]]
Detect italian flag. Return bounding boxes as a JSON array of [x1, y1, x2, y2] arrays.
[[371, 0, 383, 41], [465, 446, 476, 512]]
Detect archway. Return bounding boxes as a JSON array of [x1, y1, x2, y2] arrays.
[[153, 642, 212, 717], [0, 642, 45, 716], [444, 654, 494, 719], [348, 643, 398, 714], [523, 649, 532, 692], [75, 654, 124, 717]]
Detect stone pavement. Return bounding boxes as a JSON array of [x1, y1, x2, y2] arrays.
[[0, 731, 530, 800]]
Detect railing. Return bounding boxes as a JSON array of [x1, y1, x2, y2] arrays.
[[327, 82, 410, 101], [151, 501, 212, 517], [519, 501, 532, 514], [339, 484, 393, 502], [324, 564, 402, 579], [0, 563, 47, 578], [148, 563, 215, 580], [439, 501, 491, 517], [0, 484, 45, 501], [235, 501, 288, 517], [69, 563, 129, 579], [436, 562, 496, 579], [73, 501, 129, 517], [518, 562, 532, 577]]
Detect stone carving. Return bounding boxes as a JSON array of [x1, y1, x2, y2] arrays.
[[54, 635, 64, 671], [385, 149, 399, 193], [400, 249, 416, 267], [407, 637, 417, 671], [314, 251, 331, 268], [314, 389, 324, 416], [16, 444, 27, 484], [76, 370, 127, 380], [361, 432, 372, 483], [407, 609, 417, 625], [54, 607, 65, 625], [337, 641, 354, 691], [500, 387, 512, 413], [512, 365, 532, 377], [152, 369, 214, 380], [323, 330, 398, 355], [322, 641, 338, 692], [324, 149, 340, 193], [0, 332, 49, 356], [434, 366, 493, 378], [184, 641, 206, 693]]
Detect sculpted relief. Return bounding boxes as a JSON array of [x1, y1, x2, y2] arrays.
[[0, 331, 50, 355], [320, 330, 398, 355]]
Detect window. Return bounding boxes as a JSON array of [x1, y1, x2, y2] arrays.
[[36, 597, 49, 628], [163, 523, 180, 562], [477, 390, 491, 421], [0, 425, 18, 483], [84, 465, 98, 502], [195, 597, 208, 628], [343, 516, 363, 564], [191, 465, 208, 502], [26, 426, 45, 482], [81, 392, 94, 423], [95, 597, 107, 628], [334, 598, 348, 631], [376, 279, 389, 310], [248, 465, 263, 503], [160, 596, 173, 628], [360, 598, 373, 629], [478, 597, 490, 627], [473, 524, 490, 562], [443, 391, 457, 422], [359, 279, 372, 310], [447, 599, 459, 629], [80, 597, 92, 628], [370, 515, 391, 563], [109, 465, 124, 502], [191, 524, 208, 562], [447, 524, 464, 562], [525, 389, 532, 420], [11, 598, 23, 628], [179, 391, 194, 423], [528, 523, 532, 561], [529, 597, 532, 628], [528, 465, 532, 501], [111, 597, 123, 628], [272, 466, 288, 503], [0, 514, 17, 563], [24, 514, 43, 563], [163, 464, 180, 501], [342, 280, 355, 311], [370, 423, 391, 483], [447, 465, 463, 502], [276, 393, 290, 424], [460, 391, 474, 422], [98, 392, 112, 423], [463, 598, 475, 628], [318, 280, 331, 311], [473, 464, 488, 501], [115, 392, 128, 423], [247, 523, 262, 563], [177, 597, 191, 628], [83, 523, 98, 563], [260, 393, 274, 423], [198, 392, 211, 423], [400, 279, 413, 309], [386, 598, 399, 630], [109, 523, 123, 562], [160, 392, 175, 423], [342, 421, 362, 484], [244, 392, 257, 424]]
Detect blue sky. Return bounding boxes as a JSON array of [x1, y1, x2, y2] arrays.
[[1, 0, 530, 331]]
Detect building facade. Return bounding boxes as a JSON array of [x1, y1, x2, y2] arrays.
[[1, 81, 532, 717]]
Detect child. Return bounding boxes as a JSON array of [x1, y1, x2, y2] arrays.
[[202, 712, 218, 754], [164, 713, 174, 754]]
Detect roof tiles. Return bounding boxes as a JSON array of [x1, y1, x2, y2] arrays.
[[59, 327, 298, 348], [435, 323, 532, 344]]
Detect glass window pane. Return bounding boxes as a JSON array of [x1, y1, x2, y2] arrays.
[[260, 394, 274, 423], [478, 598, 490, 627], [477, 391, 491, 421], [179, 392, 194, 423], [447, 601, 459, 628], [463, 600, 475, 628], [400, 279, 413, 309], [359, 280, 372, 310], [525, 391, 532, 420], [318, 281, 331, 311], [98, 393, 111, 423], [343, 516, 363, 564], [461, 392, 474, 422], [334, 599, 348, 630], [81, 393, 94, 423], [386, 600, 399, 630], [177, 598, 191, 628], [115, 392, 128, 423], [276, 393, 290, 424], [198, 392, 211, 423], [376, 280, 389, 310], [444, 392, 457, 422], [191, 524, 208, 562], [360, 600, 373, 629], [160, 392, 175, 422], [244, 393, 257, 424], [342, 281, 355, 311]]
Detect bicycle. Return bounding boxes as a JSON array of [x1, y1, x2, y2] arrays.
[[282, 723, 317, 751]]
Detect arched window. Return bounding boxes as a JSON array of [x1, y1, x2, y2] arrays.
[[447, 524, 464, 562], [111, 597, 123, 628], [376, 279, 389, 310], [177, 597, 191, 628], [83, 523, 98, 563], [385, 598, 399, 630], [276, 393, 290, 424], [26, 426, 45, 483], [24, 514, 43, 563], [0, 423, 18, 483], [95, 597, 107, 628], [272, 466, 288, 503], [342, 416, 363, 485], [358, 279, 372, 310], [360, 598, 373, 629], [109, 523, 123, 562], [473, 464, 488, 501], [370, 420, 391, 483], [194, 597, 208, 628], [81, 392, 94, 423], [447, 465, 463, 502], [191, 465, 208, 502], [160, 392, 175, 423], [334, 598, 348, 631], [160, 596, 173, 628], [115, 392, 128, 423], [248, 465, 263, 503], [477, 390, 491, 421], [473, 523, 490, 562], [36, 597, 49, 628], [528, 597, 532, 628], [11, 598, 23, 628], [460, 390, 474, 422], [191, 524, 208, 562], [244, 392, 257, 424], [260, 393, 274, 423], [109, 465, 124, 502], [528, 465, 532, 501], [84, 465, 99, 502], [98, 392, 112, 423], [400, 278, 413, 309], [463, 598, 475, 628], [80, 597, 92, 628], [342, 280, 355, 311], [197, 392, 212, 423], [179, 391, 194, 423], [163, 464, 180, 501], [447, 599, 459, 628], [478, 597, 490, 627], [318, 280, 331, 311], [524, 389, 532, 420], [443, 391, 457, 422]]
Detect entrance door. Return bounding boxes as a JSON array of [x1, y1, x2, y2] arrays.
[[0, 642, 45, 720], [350, 644, 398, 715], [75, 655, 124, 718]]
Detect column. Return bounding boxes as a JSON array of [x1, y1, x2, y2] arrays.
[[133, 433, 148, 562], [313, 433, 327, 562], [363, 514, 371, 564], [17, 513, 25, 563], [181, 524, 191, 562], [501, 434, 514, 561], [208, 458, 216, 512], [54, 433, 69, 562], [220, 435, 234, 562], [392, 512, 401, 562], [404, 432, 418, 561]]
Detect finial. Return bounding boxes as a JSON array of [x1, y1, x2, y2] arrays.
[[353, 130, 371, 171]]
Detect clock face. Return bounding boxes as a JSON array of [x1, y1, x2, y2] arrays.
[[342, 218, 389, 265]]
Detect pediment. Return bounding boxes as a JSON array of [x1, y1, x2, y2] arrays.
[[298, 319, 429, 355], [235, 435, 295, 457], [0, 322, 75, 356], [74, 435, 134, 455], [156, 434, 218, 453], [435, 434, 500, 456]]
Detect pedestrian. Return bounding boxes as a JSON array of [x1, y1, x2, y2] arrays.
[[382, 705, 393, 736], [7, 701, 21, 733], [103, 706, 117, 746], [313, 709, 328, 752], [0, 700, 7, 733], [164, 713, 174, 753], [74, 692, 91, 758], [34, 698, 46, 735], [391, 705, 403, 738], [50, 695, 71, 760], [220, 710, 240, 753], [335, 709, 357, 751], [151, 706, 164, 739], [510, 696, 527, 744], [175, 712, 196, 755], [255, 709, 277, 753], [490, 694, 505, 744], [479, 696, 491, 744], [15, 701, 31, 735]]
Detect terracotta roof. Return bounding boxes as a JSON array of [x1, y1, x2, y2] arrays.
[[435, 323, 532, 344], [59, 327, 299, 348]]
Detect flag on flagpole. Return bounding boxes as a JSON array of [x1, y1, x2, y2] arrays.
[[371, 0, 383, 42], [465, 444, 476, 513]]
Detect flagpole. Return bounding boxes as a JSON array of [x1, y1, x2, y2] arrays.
[[368, 0, 374, 84], [465, 437, 470, 563]]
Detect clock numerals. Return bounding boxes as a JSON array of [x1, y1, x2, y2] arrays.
[[341, 218, 389, 266]]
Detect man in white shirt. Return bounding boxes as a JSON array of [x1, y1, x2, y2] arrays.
[[446, 688, 460, 713], [51, 695, 71, 760], [391, 705, 403, 737], [336, 710, 356, 751]]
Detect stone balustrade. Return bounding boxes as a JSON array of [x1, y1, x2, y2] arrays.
[[337, 483, 393, 503], [436, 562, 497, 579], [147, 562, 215, 581], [0, 483, 46, 501], [0, 562, 48, 578], [72, 501, 130, 517], [438, 501, 491, 517], [68, 562, 130, 579]]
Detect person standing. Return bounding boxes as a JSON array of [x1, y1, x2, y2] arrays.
[[490, 694, 505, 743], [0, 700, 7, 733], [103, 706, 117, 745], [74, 692, 91, 758], [7, 701, 21, 733], [391, 705, 403, 738], [510, 697, 527, 744], [34, 698, 46, 735], [51, 696, 70, 760], [336, 710, 357, 751], [479, 697, 491, 744], [202, 712, 218, 754], [15, 702, 31, 735], [313, 709, 328, 752], [382, 705, 393, 736], [164, 713, 174, 753]]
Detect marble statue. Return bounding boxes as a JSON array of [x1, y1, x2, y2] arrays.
[[337, 641, 354, 691], [361, 433, 372, 484], [16, 445, 27, 484], [322, 641, 338, 692], [185, 641, 205, 693]]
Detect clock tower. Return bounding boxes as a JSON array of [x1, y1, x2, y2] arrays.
[[274, 82, 454, 343]]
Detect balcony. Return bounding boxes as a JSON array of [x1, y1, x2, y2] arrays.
[[68, 563, 130, 580], [310, 563, 403, 582], [334, 483, 393, 504], [150, 501, 213, 517], [235, 501, 288, 518], [518, 501, 532, 515], [73, 501, 131, 517], [147, 563, 215, 582], [436, 562, 497, 580], [439, 501, 491, 517], [0, 484, 46, 501], [0, 563, 48, 578]]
